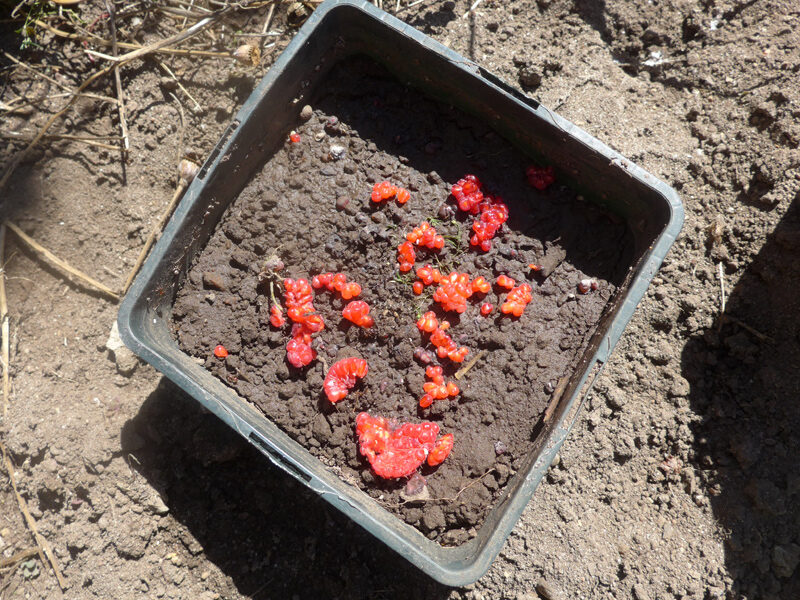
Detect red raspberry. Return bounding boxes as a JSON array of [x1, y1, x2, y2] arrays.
[[427, 433, 454, 467], [501, 283, 533, 317], [496, 274, 516, 290], [269, 305, 286, 327], [412, 281, 424, 295], [323, 357, 368, 403], [525, 165, 555, 190], [342, 300, 374, 328], [397, 241, 416, 272], [416, 311, 439, 333], [480, 302, 493, 316]]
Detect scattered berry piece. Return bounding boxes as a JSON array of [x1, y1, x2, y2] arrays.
[[407, 222, 445, 250], [525, 165, 555, 191], [397, 241, 416, 272], [432, 272, 473, 313], [427, 433, 454, 467], [213, 345, 228, 358], [577, 278, 599, 294], [451, 174, 484, 214], [419, 364, 460, 408], [269, 305, 285, 328], [496, 274, 516, 290], [412, 281, 424, 295], [416, 311, 439, 333], [289, 131, 301, 143], [416, 264, 435, 285], [371, 181, 411, 205], [471, 276, 491, 294], [480, 302, 494, 316], [312, 272, 362, 299], [501, 283, 533, 317], [396, 188, 410, 204], [323, 357, 368, 403], [342, 300, 374, 328], [355, 412, 454, 479], [528, 263, 543, 272]]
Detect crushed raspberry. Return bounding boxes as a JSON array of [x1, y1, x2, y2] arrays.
[[451, 174, 484, 214], [269, 305, 285, 328], [501, 283, 533, 317], [289, 131, 301, 143], [407, 222, 445, 250], [577, 278, 598, 294], [427, 319, 468, 363], [342, 300, 374, 328], [525, 165, 555, 191], [471, 276, 490, 294], [480, 302, 493, 316], [432, 272, 473, 313], [412, 281, 424, 295], [419, 364, 460, 408], [371, 181, 411, 205], [427, 433, 454, 467], [283, 278, 322, 328], [323, 357, 368, 403], [286, 322, 316, 368], [213, 344, 228, 358], [496, 274, 516, 290], [528, 263, 543, 272], [312, 272, 361, 299], [416, 311, 439, 333], [469, 196, 509, 251], [416, 264, 434, 285], [397, 241, 416, 272], [355, 412, 453, 478]]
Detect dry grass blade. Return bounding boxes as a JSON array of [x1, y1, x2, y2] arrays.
[[121, 181, 188, 295], [1, 443, 66, 590], [0, 130, 121, 151], [0, 13, 225, 195], [0, 224, 8, 418], [104, 0, 130, 152], [0, 547, 39, 569], [454, 348, 487, 380], [4, 221, 119, 301]]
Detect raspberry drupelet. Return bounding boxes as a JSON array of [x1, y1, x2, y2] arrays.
[[323, 357, 368, 403], [342, 300, 374, 328], [397, 241, 416, 272], [501, 283, 533, 317], [419, 364, 460, 408], [407, 222, 445, 250]]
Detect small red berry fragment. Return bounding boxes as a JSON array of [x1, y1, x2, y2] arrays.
[[501, 283, 533, 317], [480, 302, 494, 316], [342, 300, 374, 328], [407, 222, 445, 250], [412, 281, 424, 295], [432, 272, 473, 313], [289, 131, 301, 143], [312, 272, 362, 299], [496, 274, 516, 290], [471, 276, 491, 294], [213, 344, 228, 358], [525, 165, 555, 191], [286, 334, 315, 368], [416, 311, 439, 333], [420, 364, 459, 408], [528, 263, 543, 272], [355, 412, 453, 479], [425, 319, 468, 364], [451, 174, 484, 214], [577, 278, 599, 294], [397, 241, 416, 272], [269, 305, 286, 328], [469, 197, 508, 251], [371, 181, 411, 205], [323, 357, 368, 403], [427, 433, 454, 467]]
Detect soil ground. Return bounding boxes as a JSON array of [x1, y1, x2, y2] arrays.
[[1, 1, 799, 599]]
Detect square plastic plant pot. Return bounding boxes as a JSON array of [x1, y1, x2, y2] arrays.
[[118, 0, 683, 586]]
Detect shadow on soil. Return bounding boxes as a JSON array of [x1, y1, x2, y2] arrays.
[[121, 379, 453, 600], [683, 198, 800, 598]]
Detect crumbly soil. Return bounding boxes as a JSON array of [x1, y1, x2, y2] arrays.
[[170, 56, 629, 544], [1, 0, 799, 599]]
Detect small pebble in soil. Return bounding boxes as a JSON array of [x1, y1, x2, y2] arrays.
[[494, 441, 508, 455], [329, 144, 346, 161], [300, 104, 313, 121]]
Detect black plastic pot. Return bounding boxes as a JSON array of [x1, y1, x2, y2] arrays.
[[118, 0, 683, 586]]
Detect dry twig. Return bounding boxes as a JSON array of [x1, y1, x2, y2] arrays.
[[121, 181, 189, 295], [454, 348, 487, 380], [0, 547, 39, 569], [104, 0, 130, 153], [1, 443, 66, 590], [0, 224, 8, 418], [1, 13, 224, 194], [4, 221, 119, 301]]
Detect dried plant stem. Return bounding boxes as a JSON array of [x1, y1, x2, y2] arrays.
[[0, 130, 120, 151], [261, 1, 276, 46], [454, 348, 487, 380], [1, 14, 223, 195], [4, 221, 119, 301], [0, 547, 39, 569], [0, 225, 9, 418], [105, 0, 130, 153], [121, 181, 188, 295], [2, 51, 117, 104], [34, 19, 232, 59], [1, 443, 66, 590]]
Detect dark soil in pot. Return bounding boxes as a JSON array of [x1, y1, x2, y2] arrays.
[[170, 56, 633, 545]]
